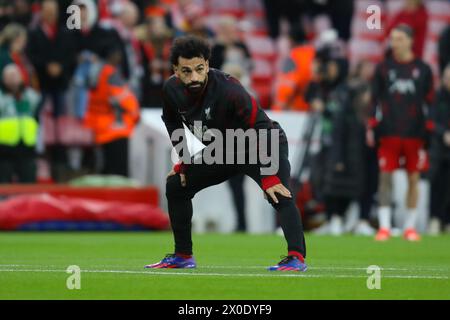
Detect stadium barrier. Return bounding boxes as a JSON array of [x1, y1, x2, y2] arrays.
[[0, 184, 170, 231]]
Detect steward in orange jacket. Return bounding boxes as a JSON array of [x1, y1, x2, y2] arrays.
[[272, 27, 315, 112], [83, 51, 139, 176], [84, 63, 139, 144]]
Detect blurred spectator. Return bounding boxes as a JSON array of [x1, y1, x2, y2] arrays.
[[138, 7, 173, 108], [0, 0, 14, 30], [307, 56, 367, 236], [313, 28, 347, 60], [263, 0, 353, 42], [55, 0, 74, 27], [131, 0, 174, 23], [71, 0, 128, 120], [350, 60, 375, 84], [169, 0, 214, 39], [73, 0, 128, 78], [351, 60, 378, 236], [130, 0, 149, 21], [27, 0, 77, 118], [170, 0, 202, 32], [11, 0, 33, 27], [438, 24, 450, 76], [304, 0, 354, 42], [272, 25, 315, 111], [210, 16, 252, 73], [222, 63, 256, 98], [0, 23, 37, 89], [326, 0, 353, 42], [82, 48, 140, 177], [27, 0, 78, 182], [321, 80, 369, 236], [386, 0, 428, 58], [107, 1, 143, 99], [0, 0, 33, 29], [262, 0, 308, 39], [428, 64, 450, 235], [0, 63, 41, 183]]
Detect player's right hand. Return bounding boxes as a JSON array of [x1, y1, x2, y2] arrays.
[[167, 169, 176, 178], [167, 170, 187, 187]]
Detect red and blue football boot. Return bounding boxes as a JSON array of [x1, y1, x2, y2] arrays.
[[144, 254, 196, 269], [268, 255, 308, 272]]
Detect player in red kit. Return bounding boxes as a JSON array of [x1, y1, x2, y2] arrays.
[[366, 24, 434, 241]]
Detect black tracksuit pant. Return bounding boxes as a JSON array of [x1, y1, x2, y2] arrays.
[[228, 174, 247, 232], [101, 138, 129, 177], [430, 157, 450, 225], [165, 140, 307, 258]]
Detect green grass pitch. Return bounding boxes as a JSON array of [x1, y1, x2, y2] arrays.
[[0, 232, 449, 300]]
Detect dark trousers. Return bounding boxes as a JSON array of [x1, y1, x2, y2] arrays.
[[262, 0, 306, 39], [227, 174, 247, 231], [165, 141, 307, 257], [42, 90, 66, 118], [358, 145, 379, 221], [325, 195, 352, 218], [0, 155, 37, 183], [41, 90, 68, 182], [101, 137, 129, 177], [430, 158, 450, 224]]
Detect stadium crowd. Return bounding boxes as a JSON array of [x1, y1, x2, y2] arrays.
[[0, 0, 449, 235]]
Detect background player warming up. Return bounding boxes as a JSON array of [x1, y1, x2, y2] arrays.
[[367, 24, 434, 241]]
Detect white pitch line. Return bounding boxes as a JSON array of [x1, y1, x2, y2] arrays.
[[199, 266, 450, 272], [1, 264, 449, 272], [0, 268, 448, 280]]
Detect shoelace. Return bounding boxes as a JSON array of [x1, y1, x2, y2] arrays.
[[278, 255, 296, 265], [162, 253, 177, 261]]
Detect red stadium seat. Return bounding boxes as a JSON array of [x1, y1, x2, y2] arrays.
[[42, 111, 94, 147], [244, 35, 276, 60], [242, 0, 265, 16], [205, 0, 244, 18]]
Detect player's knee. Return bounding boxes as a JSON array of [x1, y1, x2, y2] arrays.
[[268, 194, 294, 208]]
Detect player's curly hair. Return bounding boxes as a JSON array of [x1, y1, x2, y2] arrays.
[[170, 35, 211, 66]]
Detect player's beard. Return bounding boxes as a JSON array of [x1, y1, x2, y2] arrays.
[[186, 76, 207, 95]]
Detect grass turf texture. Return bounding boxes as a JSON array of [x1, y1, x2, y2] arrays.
[[0, 232, 449, 300]]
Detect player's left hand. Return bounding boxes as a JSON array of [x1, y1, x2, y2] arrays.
[[265, 184, 292, 204]]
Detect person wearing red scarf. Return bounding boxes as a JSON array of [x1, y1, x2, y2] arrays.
[[0, 23, 35, 89], [27, 0, 78, 182]]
